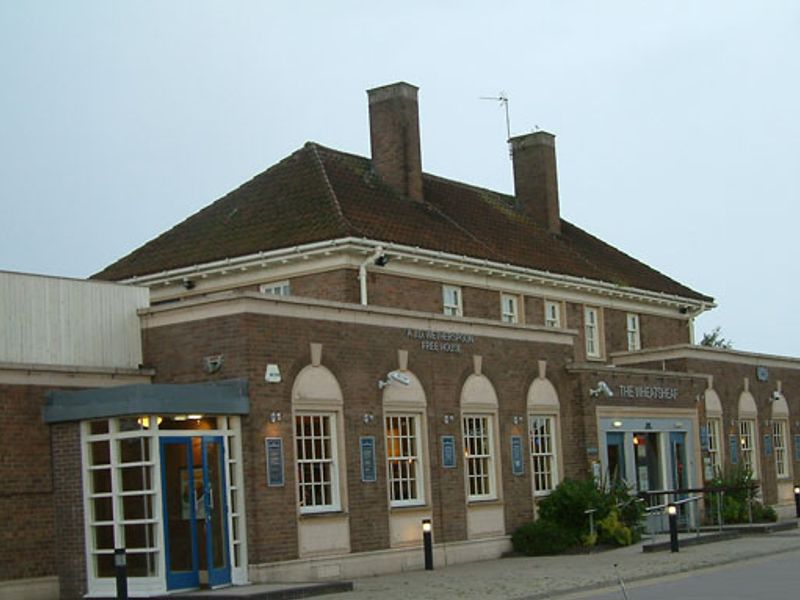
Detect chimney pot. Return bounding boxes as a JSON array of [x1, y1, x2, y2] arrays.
[[367, 82, 424, 202]]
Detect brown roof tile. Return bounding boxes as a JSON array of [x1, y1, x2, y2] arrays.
[[93, 143, 711, 303]]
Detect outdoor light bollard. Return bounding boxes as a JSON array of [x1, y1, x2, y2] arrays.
[[667, 504, 679, 553], [794, 485, 800, 519], [422, 518, 433, 570], [114, 548, 128, 600]]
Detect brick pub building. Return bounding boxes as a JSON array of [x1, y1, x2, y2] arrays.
[[2, 82, 798, 599]]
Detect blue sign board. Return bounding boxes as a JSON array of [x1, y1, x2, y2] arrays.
[[764, 434, 773, 457], [360, 436, 377, 482], [511, 435, 524, 476], [265, 437, 284, 487], [699, 425, 709, 452], [729, 434, 738, 465], [441, 435, 456, 469]]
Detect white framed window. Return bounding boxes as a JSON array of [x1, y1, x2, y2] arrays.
[[260, 280, 291, 296], [385, 414, 425, 506], [295, 413, 340, 513], [773, 420, 789, 479], [500, 294, 520, 324], [544, 300, 562, 328], [738, 419, 757, 477], [529, 415, 558, 494], [707, 418, 722, 477], [626, 313, 641, 351], [443, 285, 463, 317], [462, 415, 496, 501], [584, 306, 602, 358]]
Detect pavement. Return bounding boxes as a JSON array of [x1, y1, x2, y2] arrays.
[[168, 521, 800, 600], [320, 521, 800, 600]]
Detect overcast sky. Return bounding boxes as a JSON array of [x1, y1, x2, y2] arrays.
[[1, 1, 798, 356]]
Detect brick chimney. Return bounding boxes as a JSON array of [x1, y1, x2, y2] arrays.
[[510, 131, 561, 235], [367, 82, 423, 202]]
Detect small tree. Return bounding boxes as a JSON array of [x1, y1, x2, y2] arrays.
[[700, 326, 732, 349]]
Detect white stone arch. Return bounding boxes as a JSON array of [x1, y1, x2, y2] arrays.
[[771, 395, 789, 419], [461, 355, 498, 411]]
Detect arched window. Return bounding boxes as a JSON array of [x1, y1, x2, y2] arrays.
[[383, 350, 428, 508], [460, 356, 500, 502], [291, 343, 346, 514], [527, 360, 562, 495], [771, 390, 791, 480], [737, 380, 759, 478], [704, 379, 724, 477]]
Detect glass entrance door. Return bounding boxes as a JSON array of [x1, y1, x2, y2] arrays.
[[160, 436, 231, 591], [669, 432, 688, 492]]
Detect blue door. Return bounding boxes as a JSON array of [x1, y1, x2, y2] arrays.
[[160, 436, 231, 591], [606, 432, 626, 483], [669, 432, 687, 492]]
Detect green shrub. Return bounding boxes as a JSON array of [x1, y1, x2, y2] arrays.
[[597, 509, 633, 547], [706, 465, 776, 524], [512, 477, 645, 555], [511, 519, 574, 556]]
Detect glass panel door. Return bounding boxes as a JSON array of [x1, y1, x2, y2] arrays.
[[203, 437, 231, 587], [160, 436, 231, 591], [606, 432, 626, 483], [160, 438, 199, 590]]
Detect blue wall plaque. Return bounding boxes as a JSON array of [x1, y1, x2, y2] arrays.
[[265, 437, 284, 487], [729, 434, 738, 465], [764, 434, 773, 457], [441, 435, 456, 469], [699, 425, 709, 452], [360, 436, 377, 482], [511, 435, 524, 476]]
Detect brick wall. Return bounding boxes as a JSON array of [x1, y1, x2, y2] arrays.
[[52, 422, 86, 600], [0, 385, 56, 582], [143, 310, 575, 562]]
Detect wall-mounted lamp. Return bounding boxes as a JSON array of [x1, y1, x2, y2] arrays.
[[182, 277, 196, 290], [612, 420, 623, 428], [674, 422, 684, 429], [362, 412, 376, 425], [269, 411, 282, 423], [770, 391, 782, 402], [512, 415, 524, 426], [442, 414, 455, 425]]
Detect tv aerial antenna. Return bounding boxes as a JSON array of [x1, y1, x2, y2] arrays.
[[480, 92, 512, 157]]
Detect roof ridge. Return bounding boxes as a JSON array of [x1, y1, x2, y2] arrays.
[[306, 142, 360, 236]]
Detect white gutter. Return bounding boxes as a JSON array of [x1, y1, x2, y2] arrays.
[[358, 246, 385, 305], [122, 236, 714, 314]]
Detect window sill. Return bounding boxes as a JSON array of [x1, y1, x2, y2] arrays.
[[298, 509, 347, 520], [389, 503, 429, 513], [466, 497, 502, 506]]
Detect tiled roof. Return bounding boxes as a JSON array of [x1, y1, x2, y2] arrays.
[[94, 143, 712, 302]]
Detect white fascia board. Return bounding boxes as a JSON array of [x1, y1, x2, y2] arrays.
[[611, 344, 800, 371], [125, 237, 714, 316]]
